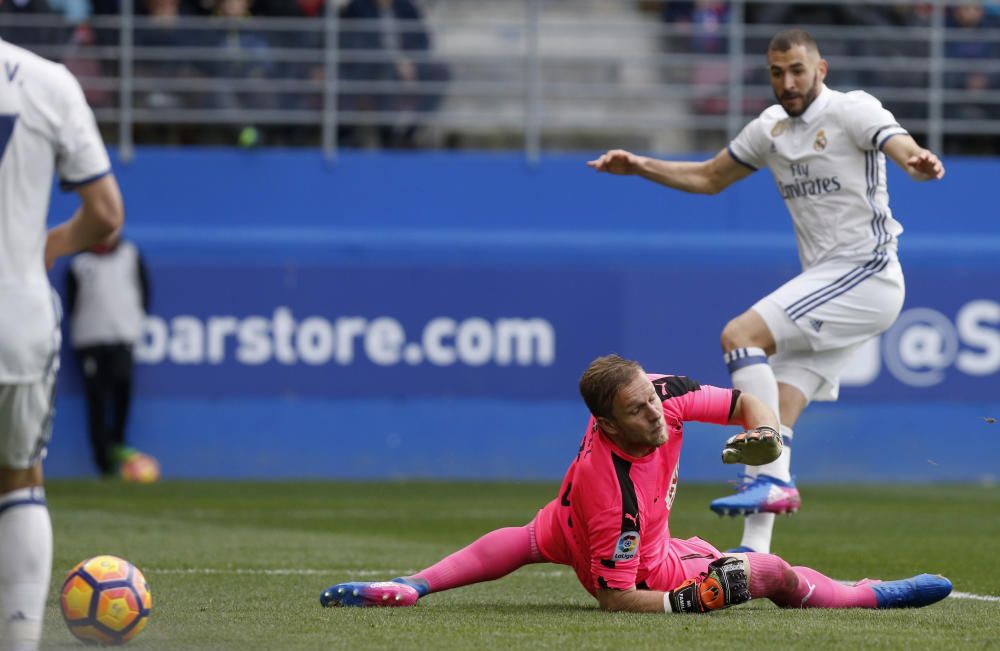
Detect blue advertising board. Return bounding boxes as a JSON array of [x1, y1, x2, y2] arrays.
[[44, 150, 1000, 481], [70, 264, 997, 402]]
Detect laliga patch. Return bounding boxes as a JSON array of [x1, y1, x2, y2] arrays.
[[613, 532, 640, 561]]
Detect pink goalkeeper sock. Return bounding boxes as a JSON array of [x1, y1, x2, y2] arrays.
[[747, 553, 877, 609], [407, 525, 542, 595]]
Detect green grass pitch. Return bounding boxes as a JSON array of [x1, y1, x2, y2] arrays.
[[41, 480, 999, 649]]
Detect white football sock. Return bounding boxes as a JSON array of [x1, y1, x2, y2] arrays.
[[753, 425, 794, 483], [724, 347, 780, 424], [0, 487, 52, 651], [739, 512, 776, 554], [723, 349, 786, 555], [724, 347, 780, 483]]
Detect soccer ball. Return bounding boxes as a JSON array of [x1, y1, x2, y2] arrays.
[[60, 555, 152, 645], [120, 451, 160, 484]]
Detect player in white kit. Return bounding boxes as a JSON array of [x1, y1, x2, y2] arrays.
[[587, 28, 944, 554], [0, 34, 124, 651]]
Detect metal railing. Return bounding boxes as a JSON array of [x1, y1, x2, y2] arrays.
[[3, 0, 1000, 161]]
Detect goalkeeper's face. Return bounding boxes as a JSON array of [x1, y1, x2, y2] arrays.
[[600, 372, 667, 457]]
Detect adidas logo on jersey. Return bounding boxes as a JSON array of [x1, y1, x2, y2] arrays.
[[809, 319, 824, 332]]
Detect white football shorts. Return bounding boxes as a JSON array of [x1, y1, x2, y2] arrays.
[[0, 361, 58, 469], [751, 254, 904, 402]]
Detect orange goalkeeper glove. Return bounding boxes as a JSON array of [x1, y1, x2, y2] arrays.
[[666, 557, 751, 613]]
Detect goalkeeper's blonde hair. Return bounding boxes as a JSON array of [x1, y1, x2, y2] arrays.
[[579, 354, 643, 419]]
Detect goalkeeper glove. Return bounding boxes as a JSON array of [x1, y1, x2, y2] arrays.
[[721, 426, 783, 466], [666, 557, 751, 613]]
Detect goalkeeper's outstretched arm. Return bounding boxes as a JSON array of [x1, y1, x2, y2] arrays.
[[721, 392, 783, 466], [728, 391, 778, 431], [596, 586, 670, 613]]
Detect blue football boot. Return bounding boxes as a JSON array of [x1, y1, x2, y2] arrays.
[[710, 474, 801, 516], [863, 574, 953, 608], [319, 579, 420, 608]]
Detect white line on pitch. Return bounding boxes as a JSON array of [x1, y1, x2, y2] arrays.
[[149, 567, 999, 601], [950, 591, 1000, 602]]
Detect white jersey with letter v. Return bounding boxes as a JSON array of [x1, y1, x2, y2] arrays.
[[0, 38, 111, 382]]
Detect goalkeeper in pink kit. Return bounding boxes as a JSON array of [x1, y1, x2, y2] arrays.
[[321, 355, 951, 613]]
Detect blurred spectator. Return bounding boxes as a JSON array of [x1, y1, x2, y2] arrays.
[[658, 1, 695, 62], [46, 0, 89, 22], [857, 4, 931, 122], [749, 2, 882, 27], [660, 1, 767, 121], [945, 3, 1000, 153], [0, 0, 62, 46], [203, 0, 278, 145], [90, 0, 118, 13], [60, 23, 113, 107], [945, 4, 1000, 119], [680, 2, 730, 116], [250, 0, 324, 17], [248, 0, 329, 145], [65, 236, 151, 478], [338, 0, 450, 148], [189, 0, 215, 14], [291, 0, 324, 17], [749, 3, 886, 89], [90, 0, 207, 15], [133, 0, 203, 111]]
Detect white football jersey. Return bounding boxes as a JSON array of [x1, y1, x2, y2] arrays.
[[728, 85, 909, 270], [0, 38, 111, 381]]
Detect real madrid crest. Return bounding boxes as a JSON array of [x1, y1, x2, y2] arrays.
[[771, 119, 789, 137], [813, 128, 828, 151]]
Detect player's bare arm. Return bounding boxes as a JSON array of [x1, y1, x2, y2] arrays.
[[728, 391, 778, 431], [587, 147, 753, 195], [882, 134, 945, 182], [722, 392, 782, 466], [597, 556, 752, 613], [595, 586, 670, 613], [45, 175, 124, 268]]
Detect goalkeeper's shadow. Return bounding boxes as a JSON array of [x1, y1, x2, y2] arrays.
[[421, 600, 598, 615]]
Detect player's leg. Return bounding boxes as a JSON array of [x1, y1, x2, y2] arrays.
[[745, 552, 951, 609], [750, 381, 807, 495], [109, 346, 133, 453], [714, 307, 803, 550], [718, 309, 782, 496], [720, 310, 778, 418], [731, 259, 904, 552], [713, 257, 901, 549], [725, 376, 816, 553], [320, 523, 545, 607], [78, 347, 114, 476], [0, 378, 56, 651], [397, 522, 543, 595]]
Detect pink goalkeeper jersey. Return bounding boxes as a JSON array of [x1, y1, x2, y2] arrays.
[[533, 375, 738, 595]]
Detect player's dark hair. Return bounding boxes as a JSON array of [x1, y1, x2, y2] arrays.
[[579, 354, 643, 419], [769, 28, 820, 56]]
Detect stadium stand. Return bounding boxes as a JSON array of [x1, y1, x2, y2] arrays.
[[3, 0, 1000, 155]]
